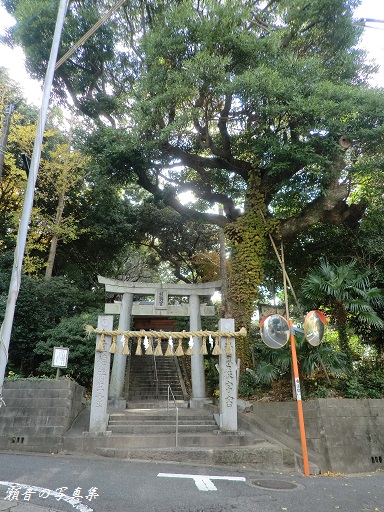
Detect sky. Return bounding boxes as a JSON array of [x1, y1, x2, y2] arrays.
[[0, 0, 383, 107]]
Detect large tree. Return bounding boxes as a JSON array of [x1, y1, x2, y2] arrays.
[[3, 0, 384, 364]]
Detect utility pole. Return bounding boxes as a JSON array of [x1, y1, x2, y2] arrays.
[[0, 0, 128, 401], [0, 0, 69, 400]]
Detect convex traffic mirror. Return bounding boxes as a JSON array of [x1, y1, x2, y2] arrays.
[[303, 310, 326, 347], [259, 314, 290, 349]]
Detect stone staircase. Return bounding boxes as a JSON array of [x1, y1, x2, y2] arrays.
[[126, 340, 187, 403], [79, 405, 293, 469], [62, 342, 302, 471], [108, 407, 218, 437]]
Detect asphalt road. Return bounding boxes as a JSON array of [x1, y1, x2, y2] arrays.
[[0, 452, 383, 512]]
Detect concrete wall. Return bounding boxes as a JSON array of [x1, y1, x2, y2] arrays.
[[244, 399, 384, 474], [0, 378, 85, 453]]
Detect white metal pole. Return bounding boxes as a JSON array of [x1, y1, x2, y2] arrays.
[[0, 0, 69, 400]]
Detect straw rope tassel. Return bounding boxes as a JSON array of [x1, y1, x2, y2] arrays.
[[146, 337, 153, 355], [175, 338, 184, 356], [135, 336, 142, 356], [225, 336, 232, 356], [185, 336, 194, 356], [96, 332, 105, 352], [86, 325, 248, 340], [154, 338, 163, 356], [212, 335, 222, 355], [200, 336, 208, 355], [165, 336, 174, 356], [122, 335, 130, 355], [109, 334, 118, 354]]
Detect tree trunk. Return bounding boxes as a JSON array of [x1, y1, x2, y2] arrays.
[[218, 206, 231, 318], [45, 188, 66, 278], [225, 171, 268, 369], [335, 300, 352, 369], [0, 103, 17, 181]]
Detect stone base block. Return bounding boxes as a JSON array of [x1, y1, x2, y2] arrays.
[[108, 398, 127, 409], [189, 398, 212, 409]]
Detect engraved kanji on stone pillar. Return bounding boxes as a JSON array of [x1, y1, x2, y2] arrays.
[[89, 315, 113, 433], [219, 318, 237, 431]]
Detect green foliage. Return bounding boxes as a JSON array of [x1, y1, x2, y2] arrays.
[[0, 275, 102, 376], [34, 312, 99, 388], [204, 357, 219, 398], [341, 363, 384, 399], [5, 374, 52, 381], [3, 0, 384, 356], [132, 197, 221, 283], [238, 371, 264, 399], [301, 258, 384, 363], [250, 330, 347, 386]]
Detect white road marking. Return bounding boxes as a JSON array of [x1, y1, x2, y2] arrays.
[[157, 473, 246, 491]]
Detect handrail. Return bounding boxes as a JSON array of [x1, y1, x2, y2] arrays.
[[167, 384, 179, 448], [152, 351, 159, 400]]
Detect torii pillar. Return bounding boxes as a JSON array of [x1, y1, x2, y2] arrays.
[[189, 294, 206, 408], [109, 292, 133, 402]]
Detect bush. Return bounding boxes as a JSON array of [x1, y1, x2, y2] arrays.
[[34, 311, 99, 388], [238, 371, 258, 398], [341, 363, 384, 399]]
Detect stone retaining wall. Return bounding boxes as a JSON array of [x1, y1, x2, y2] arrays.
[[0, 379, 85, 453], [247, 399, 384, 473]]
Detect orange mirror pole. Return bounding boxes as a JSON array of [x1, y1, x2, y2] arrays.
[[289, 319, 310, 477]]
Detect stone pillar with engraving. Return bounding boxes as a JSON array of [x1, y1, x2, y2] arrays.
[[109, 292, 133, 403], [89, 315, 113, 433], [189, 294, 206, 408], [219, 318, 237, 431]]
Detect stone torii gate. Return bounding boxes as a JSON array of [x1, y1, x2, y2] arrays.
[[99, 276, 221, 407], [88, 277, 244, 435]]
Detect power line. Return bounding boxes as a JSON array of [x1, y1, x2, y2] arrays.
[[355, 18, 384, 30], [359, 18, 384, 24], [55, 0, 127, 70]]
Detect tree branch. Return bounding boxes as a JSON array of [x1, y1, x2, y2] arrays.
[[279, 180, 365, 238], [135, 170, 232, 227], [218, 93, 233, 157], [164, 144, 250, 180]]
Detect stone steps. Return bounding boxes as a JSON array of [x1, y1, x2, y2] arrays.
[[108, 424, 218, 434], [91, 432, 258, 448], [107, 406, 218, 434], [109, 411, 214, 422], [92, 442, 291, 469], [127, 346, 186, 401], [60, 405, 298, 471], [126, 400, 189, 409]]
